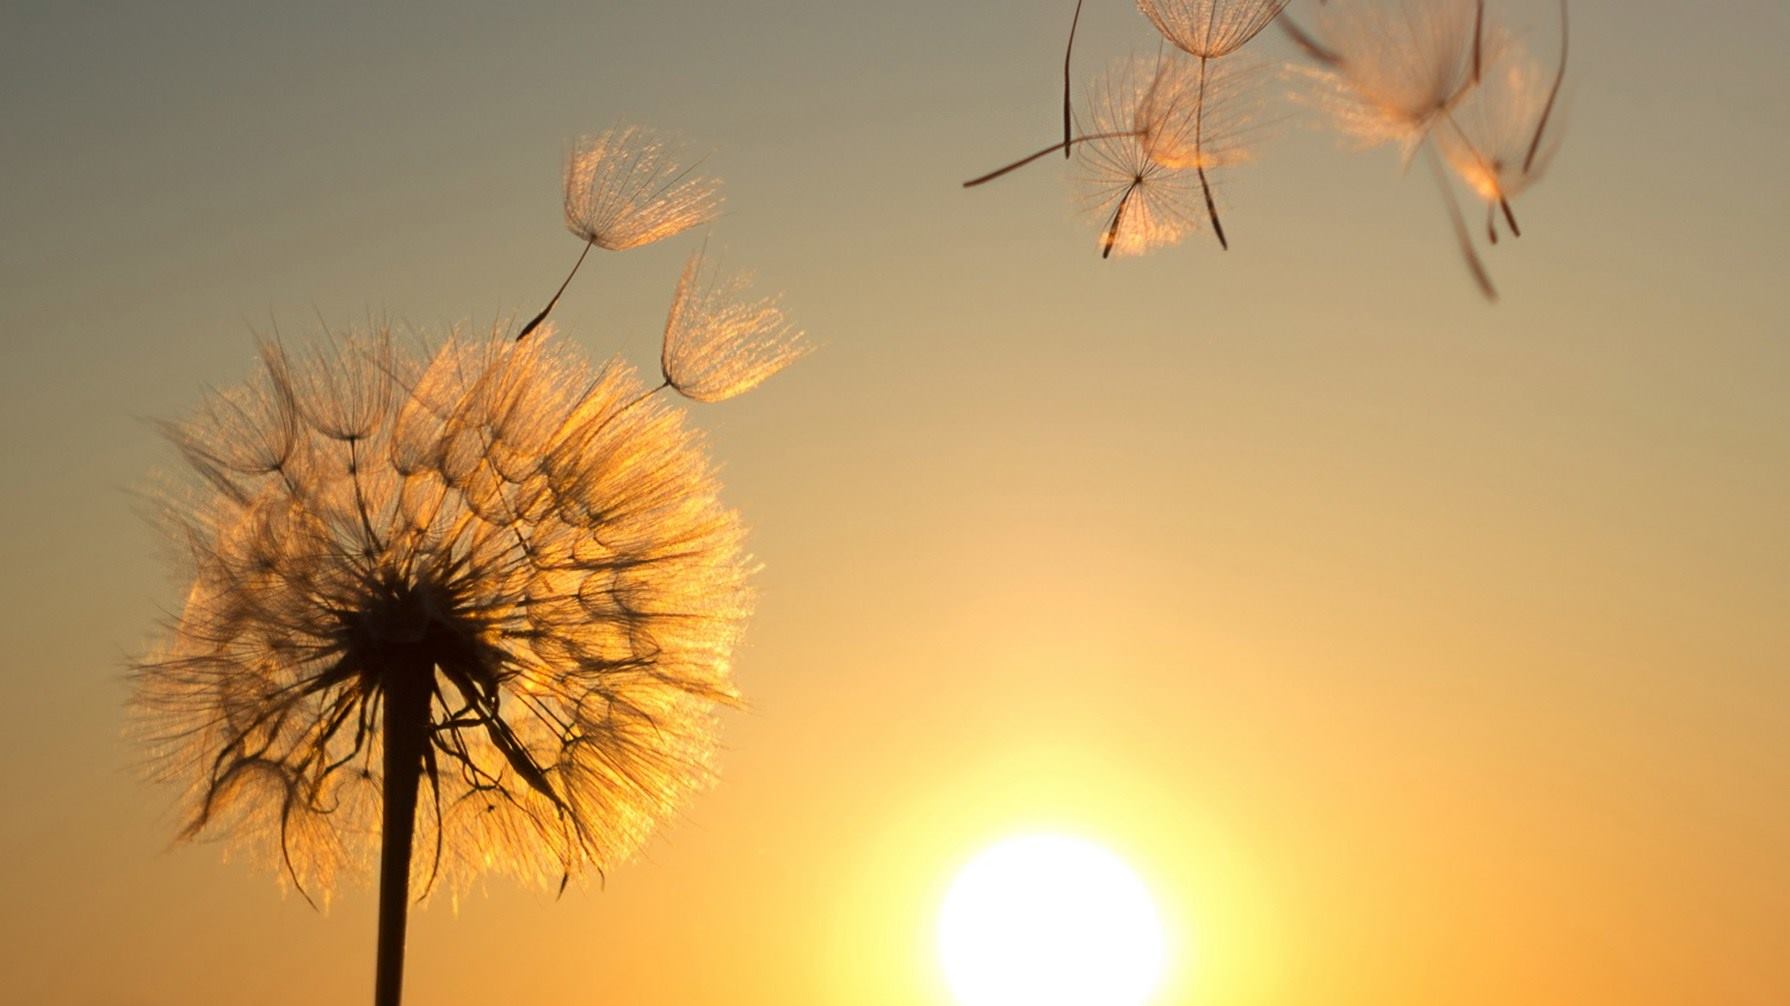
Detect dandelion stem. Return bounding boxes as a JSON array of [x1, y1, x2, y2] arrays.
[[1471, 0, 1485, 83], [963, 130, 1141, 188], [616, 381, 670, 422], [1278, 15, 1342, 67], [1423, 142, 1497, 301], [1439, 110, 1516, 238], [517, 239, 596, 342], [1101, 183, 1137, 259], [584, 381, 670, 444], [1193, 55, 1229, 251], [1524, 0, 1569, 174], [374, 650, 434, 1006], [1064, 0, 1086, 157]]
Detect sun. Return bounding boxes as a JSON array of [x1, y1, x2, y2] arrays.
[[936, 833, 1166, 1006]]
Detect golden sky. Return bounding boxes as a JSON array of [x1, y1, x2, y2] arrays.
[[1, 1, 1785, 1003]]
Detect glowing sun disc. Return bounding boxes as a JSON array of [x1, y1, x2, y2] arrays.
[[937, 833, 1165, 1006]]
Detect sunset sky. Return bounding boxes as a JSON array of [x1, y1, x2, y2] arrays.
[[1, 1, 1786, 1003]]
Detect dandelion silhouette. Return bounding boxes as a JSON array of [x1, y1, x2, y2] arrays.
[[132, 129, 802, 1006]]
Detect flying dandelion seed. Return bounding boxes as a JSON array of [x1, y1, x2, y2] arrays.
[[1438, 0, 1570, 244], [965, 39, 1206, 189], [517, 126, 724, 340], [563, 126, 724, 251], [1137, 0, 1292, 61], [965, 42, 1269, 261], [1133, 55, 1274, 177], [133, 324, 762, 1005], [1282, 0, 1504, 297], [1284, 0, 1487, 161], [1072, 55, 1209, 259], [962, 52, 1207, 254], [968, 0, 1575, 298], [661, 248, 810, 403], [1135, 0, 1291, 247]]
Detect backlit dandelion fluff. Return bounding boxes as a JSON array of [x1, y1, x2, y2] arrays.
[[965, 0, 1576, 300], [1132, 56, 1273, 180], [964, 48, 1268, 260], [563, 126, 722, 251], [1282, 0, 1504, 297], [1135, 0, 1291, 246], [1137, 0, 1290, 61], [660, 248, 809, 403], [1075, 54, 1212, 258], [1438, 1, 1569, 244], [1284, 0, 1487, 161], [517, 125, 723, 340], [134, 323, 756, 1004]]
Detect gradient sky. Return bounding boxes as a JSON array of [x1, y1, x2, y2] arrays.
[[2, 1, 1786, 1003]]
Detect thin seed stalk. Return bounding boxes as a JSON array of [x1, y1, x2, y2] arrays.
[[517, 238, 596, 341], [1063, 0, 1086, 157], [1194, 55, 1228, 251], [1422, 141, 1497, 301], [375, 650, 434, 1006], [1101, 183, 1137, 259], [1439, 111, 1520, 241], [962, 130, 1141, 188]]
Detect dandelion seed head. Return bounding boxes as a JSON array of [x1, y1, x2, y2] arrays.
[[660, 249, 809, 403], [1293, 0, 1487, 159], [133, 325, 750, 898], [1440, 35, 1566, 204], [1137, 0, 1293, 59], [1073, 54, 1221, 256], [563, 125, 723, 251], [1137, 54, 1275, 172]]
